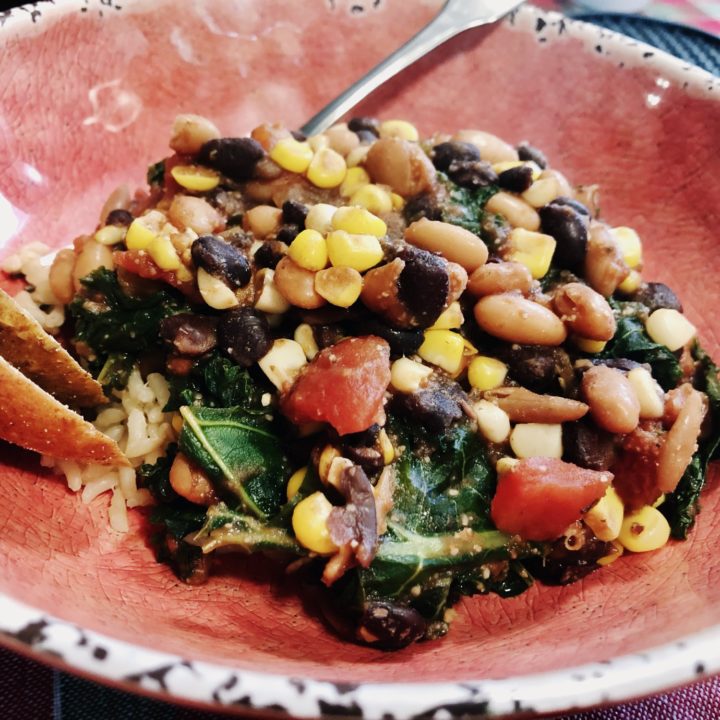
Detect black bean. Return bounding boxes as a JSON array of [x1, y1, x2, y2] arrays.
[[312, 325, 346, 350], [347, 116, 380, 137], [396, 246, 449, 327], [403, 193, 442, 224], [342, 444, 384, 475], [217, 308, 272, 366], [191, 235, 251, 289], [497, 165, 534, 193], [253, 241, 286, 270], [632, 282, 683, 313], [431, 141, 480, 172], [159, 313, 218, 357], [290, 129, 307, 141], [105, 208, 133, 226], [342, 423, 380, 447], [550, 195, 591, 217], [198, 137, 265, 183], [539, 201, 588, 271], [348, 319, 423, 357], [276, 224, 300, 244], [357, 601, 426, 649], [354, 130, 378, 144], [516, 141, 548, 169], [391, 378, 466, 433], [503, 345, 573, 393], [563, 420, 616, 471], [282, 199, 308, 226], [447, 159, 498, 189]]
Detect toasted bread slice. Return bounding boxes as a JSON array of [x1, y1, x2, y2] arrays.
[[0, 287, 106, 407], [0, 356, 127, 466]]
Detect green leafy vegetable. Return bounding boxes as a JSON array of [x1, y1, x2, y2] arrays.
[[139, 445, 180, 504], [96, 353, 134, 390], [165, 353, 266, 412], [662, 344, 720, 538], [179, 405, 288, 519], [602, 306, 681, 390], [439, 174, 499, 237], [147, 160, 165, 186], [70, 268, 187, 363]]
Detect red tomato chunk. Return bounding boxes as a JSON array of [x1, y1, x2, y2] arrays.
[[490, 457, 612, 541], [280, 336, 391, 436]]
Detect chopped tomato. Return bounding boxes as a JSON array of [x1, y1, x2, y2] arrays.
[[280, 336, 391, 436], [113, 250, 198, 299], [490, 457, 611, 541]]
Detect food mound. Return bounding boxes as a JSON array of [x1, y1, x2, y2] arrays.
[[3, 114, 719, 649]]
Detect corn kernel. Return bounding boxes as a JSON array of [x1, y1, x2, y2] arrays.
[[94, 225, 126, 246], [584, 487, 624, 541], [147, 234, 181, 271], [325, 230, 383, 272], [627, 367, 664, 419], [462, 337, 479, 357], [258, 339, 307, 389], [391, 192, 405, 211], [379, 119, 419, 142], [391, 357, 433, 394], [270, 137, 314, 173], [294, 323, 319, 360], [304, 203, 338, 234], [597, 540, 624, 566], [521, 176, 562, 208], [125, 210, 165, 250], [611, 226, 643, 268], [346, 145, 370, 168], [646, 308, 696, 351], [473, 400, 511, 444], [306, 147, 347, 189], [314, 266, 363, 307], [176, 265, 193, 283], [510, 423, 563, 459], [418, 330, 465, 375], [506, 227, 556, 279], [197, 267, 239, 310], [340, 167, 371, 197], [468, 356, 508, 391], [617, 269, 642, 294], [378, 429, 395, 464], [327, 456, 354, 491], [287, 229, 328, 271], [307, 134, 330, 152], [496, 457, 520, 474], [170, 164, 220, 192], [292, 492, 338, 555], [618, 505, 670, 553], [286, 467, 307, 501], [430, 302, 463, 330], [332, 206, 387, 237], [318, 445, 340, 484], [653, 494, 666, 508], [350, 184, 393, 215], [254, 268, 290, 314], [573, 336, 607, 354]]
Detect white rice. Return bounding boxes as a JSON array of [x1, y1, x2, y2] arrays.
[[42, 367, 178, 532]]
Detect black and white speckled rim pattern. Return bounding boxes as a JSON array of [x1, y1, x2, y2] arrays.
[[1, 1, 719, 717]]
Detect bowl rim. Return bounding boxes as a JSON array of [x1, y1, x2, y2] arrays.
[[1, 1, 719, 717]]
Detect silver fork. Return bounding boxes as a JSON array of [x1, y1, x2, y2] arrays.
[[300, 0, 525, 137]]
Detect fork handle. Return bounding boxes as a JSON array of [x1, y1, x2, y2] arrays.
[[300, 0, 465, 137]]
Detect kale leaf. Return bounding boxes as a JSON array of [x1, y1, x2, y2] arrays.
[[165, 352, 266, 412], [70, 268, 187, 362], [147, 160, 165, 187], [439, 174, 499, 238], [601, 306, 681, 390], [661, 344, 720, 538], [178, 405, 289, 519]]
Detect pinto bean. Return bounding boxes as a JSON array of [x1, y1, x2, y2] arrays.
[[553, 282, 616, 341], [169, 452, 217, 506], [467, 261, 533, 297], [485, 192, 540, 231], [405, 218, 488, 272], [484, 386, 588, 423], [72, 239, 114, 292], [452, 130, 519, 164], [244, 205, 283, 238], [657, 387, 706, 493], [169, 114, 221, 155], [364, 137, 436, 197], [168, 195, 223, 235], [584, 222, 629, 297], [274, 256, 326, 309], [474, 294, 567, 346], [49, 249, 76, 304], [99, 184, 131, 224], [582, 365, 640, 434]]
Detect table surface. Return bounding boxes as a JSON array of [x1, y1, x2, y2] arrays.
[[1, 0, 719, 718]]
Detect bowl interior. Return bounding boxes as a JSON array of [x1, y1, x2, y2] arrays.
[[1, 0, 719, 690]]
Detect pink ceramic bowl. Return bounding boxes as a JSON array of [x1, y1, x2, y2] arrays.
[[1, 1, 719, 717]]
